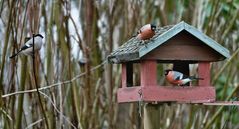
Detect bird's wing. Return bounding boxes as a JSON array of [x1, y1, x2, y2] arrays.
[[20, 44, 31, 51], [25, 38, 33, 47], [173, 71, 184, 80]]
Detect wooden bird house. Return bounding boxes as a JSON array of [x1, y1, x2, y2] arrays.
[[108, 21, 230, 103]]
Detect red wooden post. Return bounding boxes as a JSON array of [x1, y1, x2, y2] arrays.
[[122, 64, 127, 88], [140, 60, 157, 86], [140, 61, 159, 129], [198, 62, 211, 86]]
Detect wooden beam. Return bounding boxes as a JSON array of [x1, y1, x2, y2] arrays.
[[121, 64, 127, 88], [198, 62, 210, 86], [117, 86, 215, 103], [140, 60, 157, 86], [117, 87, 141, 102]]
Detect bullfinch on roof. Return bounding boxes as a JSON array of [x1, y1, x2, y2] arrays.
[[136, 24, 156, 40]]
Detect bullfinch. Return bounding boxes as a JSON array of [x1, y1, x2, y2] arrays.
[[164, 69, 203, 86], [10, 34, 44, 58], [136, 24, 156, 40]]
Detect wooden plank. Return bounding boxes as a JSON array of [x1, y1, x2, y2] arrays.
[[198, 62, 210, 86], [142, 31, 224, 61], [203, 101, 239, 106], [142, 86, 215, 102], [117, 87, 141, 103], [140, 60, 159, 129], [143, 45, 223, 61], [121, 64, 127, 88], [117, 86, 215, 103], [140, 60, 157, 86]]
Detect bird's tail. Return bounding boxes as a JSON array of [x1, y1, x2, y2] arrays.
[[9, 51, 21, 59], [189, 76, 204, 80]]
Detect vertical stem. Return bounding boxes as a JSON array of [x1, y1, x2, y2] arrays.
[[144, 104, 161, 129], [15, 56, 27, 129], [0, 0, 14, 108], [32, 34, 50, 129]]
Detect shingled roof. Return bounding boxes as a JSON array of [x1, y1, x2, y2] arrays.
[[108, 21, 230, 64]]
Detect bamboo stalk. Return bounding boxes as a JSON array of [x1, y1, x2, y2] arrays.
[[32, 34, 50, 129], [15, 56, 27, 129], [204, 84, 239, 129], [0, 0, 14, 108]]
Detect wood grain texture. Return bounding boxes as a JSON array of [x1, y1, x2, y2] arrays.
[[140, 60, 157, 86], [198, 62, 211, 86], [117, 86, 215, 103], [142, 31, 224, 61]]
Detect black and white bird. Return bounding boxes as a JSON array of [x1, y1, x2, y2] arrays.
[[10, 34, 44, 59]]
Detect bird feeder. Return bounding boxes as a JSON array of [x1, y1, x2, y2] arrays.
[[108, 21, 230, 103]]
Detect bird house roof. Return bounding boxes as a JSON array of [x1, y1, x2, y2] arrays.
[[108, 21, 230, 64]]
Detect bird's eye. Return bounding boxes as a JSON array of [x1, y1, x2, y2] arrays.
[[152, 27, 156, 31]]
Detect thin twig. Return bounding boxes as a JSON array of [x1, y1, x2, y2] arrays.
[[0, 107, 13, 121], [2, 60, 107, 98], [32, 34, 50, 129], [212, 47, 239, 84], [25, 118, 44, 129], [39, 91, 78, 129]]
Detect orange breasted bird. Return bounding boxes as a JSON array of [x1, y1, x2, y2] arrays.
[[136, 24, 156, 40], [164, 69, 203, 86]]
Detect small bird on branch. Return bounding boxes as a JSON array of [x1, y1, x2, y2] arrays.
[[164, 69, 203, 86], [10, 34, 44, 59]]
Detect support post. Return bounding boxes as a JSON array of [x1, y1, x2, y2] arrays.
[[122, 64, 127, 88], [140, 60, 157, 86], [140, 60, 159, 129], [198, 62, 210, 86]]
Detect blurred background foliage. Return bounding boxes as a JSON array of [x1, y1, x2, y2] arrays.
[[0, 0, 239, 129]]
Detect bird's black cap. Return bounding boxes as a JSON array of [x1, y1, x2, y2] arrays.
[[34, 34, 44, 38], [164, 69, 172, 76], [150, 24, 156, 31]]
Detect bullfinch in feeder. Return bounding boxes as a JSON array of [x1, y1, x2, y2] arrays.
[[10, 34, 44, 58], [136, 24, 156, 40], [164, 69, 203, 86]]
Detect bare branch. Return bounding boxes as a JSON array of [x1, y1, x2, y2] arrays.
[[2, 60, 107, 98], [25, 118, 44, 129], [39, 91, 78, 129]]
